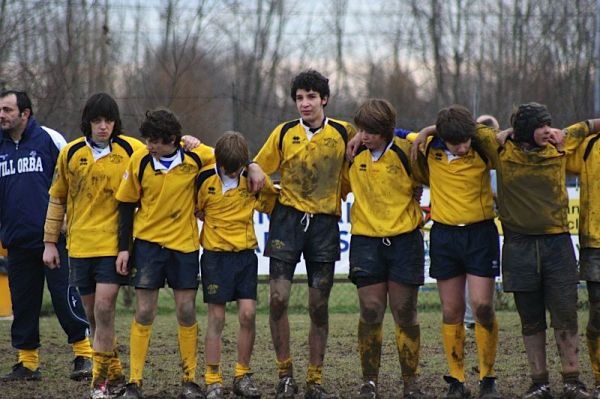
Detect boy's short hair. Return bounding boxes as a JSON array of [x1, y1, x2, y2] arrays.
[[290, 70, 330, 105], [139, 108, 182, 144], [0, 90, 33, 116], [80, 92, 122, 138], [436, 105, 476, 144], [353, 98, 396, 141], [215, 131, 249, 174], [510, 102, 552, 144]]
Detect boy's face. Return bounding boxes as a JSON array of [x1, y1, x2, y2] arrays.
[[90, 116, 114, 143], [444, 139, 471, 157], [295, 89, 327, 127], [532, 124, 554, 147], [359, 129, 388, 152], [145, 136, 177, 158], [219, 165, 244, 179]]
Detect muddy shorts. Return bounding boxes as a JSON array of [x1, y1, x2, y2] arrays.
[[265, 201, 340, 264], [201, 249, 257, 303], [429, 219, 500, 280], [349, 229, 424, 288], [132, 239, 199, 290], [69, 256, 128, 295], [580, 247, 600, 282]]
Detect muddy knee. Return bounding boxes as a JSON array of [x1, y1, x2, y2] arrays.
[[309, 302, 329, 328]]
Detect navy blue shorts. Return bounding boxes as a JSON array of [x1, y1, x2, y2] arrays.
[[132, 239, 199, 290], [349, 229, 424, 288], [201, 250, 258, 303], [429, 219, 500, 280], [265, 202, 340, 264], [69, 256, 129, 295], [580, 248, 600, 282]]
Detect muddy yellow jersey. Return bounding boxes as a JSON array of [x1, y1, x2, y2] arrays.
[[254, 118, 355, 216], [196, 166, 278, 252], [349, 137, 423, 237], [566, 133, 600, 247], [485, 122, 590, 234], [49, 135, 143, 257], [116, 144, 215, 253]]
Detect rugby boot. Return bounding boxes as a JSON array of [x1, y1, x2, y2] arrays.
[[233, 373, 261, 398], [444, 376, 471, 399], [523, 383, 552, 399], [562, 380, 591, 399], [304, 383, 338, 399], [71, 356, 93, 381], [179, 381, 205, 399], [404, 380, 433, 399], [276, 376, 299, 398], [120, 382, 143, 399], [592, 386, 600, 399], [206, 382, 224, 399], [90, 381, 111, 399], [478, 377, 501, 399], [107, 375, 127, 397], [1, 362, 42, 381], [355, 380, 378, 399]]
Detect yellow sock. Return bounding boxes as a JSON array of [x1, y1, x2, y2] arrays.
[[442, 322, 465, 382], [276, 357, 293, 378], [395, 324, 420, 383], [72, 337, 93, 359], [234, 362, 251, 379], [204, 364, 222, 385], [108, 339, 124, 382], [588, 328, 600, 384], [358, 320, 383, 382], [92, 351, 112, 387], [306, 364, 322, 385], [178, 323, 198, 383], [18, 349, 39, 371], [475, 318, 498, 380], [129, 319, 152, 384]]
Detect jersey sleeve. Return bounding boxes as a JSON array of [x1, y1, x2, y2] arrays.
[[565, 135, 591, 174], [255, 176, 279, 214], [192, 144, 216, 168], [254, 126, 282, 175], [562, 121, 591, 155], [48, 147, 69, 199], [474, 124, 500, 168], [115, 157, 142, 203]]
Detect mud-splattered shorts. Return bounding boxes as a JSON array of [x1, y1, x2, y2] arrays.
[[349, 229, 424, 288], [201, 249, 257, 303], [580, 247, 600, 282], [69, 256, 128, 295], [132, 239, 199, 290]]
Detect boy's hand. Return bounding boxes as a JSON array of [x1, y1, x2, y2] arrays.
[[247, 163, 266, 193], [181, 135, 201, 150], [346, 132, 364, 161], [410, 125, 435, 161], [116, 251, 130, 276], [496, 128, 513, 146], [43, 242, 60, 269]]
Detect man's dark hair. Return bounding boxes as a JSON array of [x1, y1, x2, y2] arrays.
[[510, 102, 552, 145], [215, 131, 249, 175], [290, 70, 330, 106], [353, 98, 396, 141], [436, 105, 476, 144], [80, 93, 122, 138], [0, 90, 33, 116], [139, 108, 182, 144]]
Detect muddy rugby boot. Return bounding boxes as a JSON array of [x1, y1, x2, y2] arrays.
[[179, 381, 205, 399], [478, 377, 501, 399], [562, 380, 591, 399], [1, 362, 42, 381], [355, 380, 378, 399], [107, 375, 127, 396], [276, 376, 299, 398], [206, 382, 224, 399], [90, 381, 110, 399], [71, 356, 93, 381], [120, 382, 143, 399], [304, 383, 338, 399], [404, 380, 433, 399], [523, 383, 552, 399], [443, 376, 471, 399], [233, 373, 261, 398]]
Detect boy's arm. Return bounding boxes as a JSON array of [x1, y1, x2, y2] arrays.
[[255, 176, 279, 214], [116, 201, 136, 276], [254, 127, 283, 176], [42, 196, 66, 269], [410, 125, 436, 161]]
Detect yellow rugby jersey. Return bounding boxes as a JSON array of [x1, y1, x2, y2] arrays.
[[49, 135, 143, 257], [196, 166, 278, 252], [349, 137, 423, 237], [116, 144, 215, 253], [492, 122, 589, 235], [408, 128, 495, 226], [254, 118, 355, 216], [566, 133, 600, 247]]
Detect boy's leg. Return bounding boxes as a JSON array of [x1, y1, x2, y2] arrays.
[[205, 303, 225, 386], [236, 299, 257, 371], [129, 288, 159, 384], [91, 283, 121, 387], [174, 288, 199, 383], [269, 260, 295, 379], [437, 275, 467, 382], [357, 283, 387, 384]]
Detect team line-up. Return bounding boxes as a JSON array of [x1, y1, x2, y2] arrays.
[[0, 68, 599, 399]]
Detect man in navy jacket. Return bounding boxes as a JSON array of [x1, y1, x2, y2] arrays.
[[0, 90, 92, 381]]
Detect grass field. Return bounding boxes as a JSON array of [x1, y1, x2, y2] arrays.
[[0, 282, 595, 399]]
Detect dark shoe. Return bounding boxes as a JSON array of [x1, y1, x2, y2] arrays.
[[444, 376, 471, 399], [206, 383, 224, 399], [404, 381, 433, 399], [276, 376, 299, 399], [70, 356, 93, 381], [234, 374, 261, 398], [304, 383, 338, 399], [120, 382, 143, 399], [592, 386, 600, 399], [355, 381, 378, 399], [479, 377, 501, 399], [523, 383, 552, 399], [179, 381, 205, 399], [107, 375, 127, 396], [1, 362, 42, 381], [562, 380, 591, 399]]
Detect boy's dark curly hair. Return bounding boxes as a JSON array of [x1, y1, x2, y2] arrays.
[[290, 70, 330, 106], [139, 108, 182, 144]]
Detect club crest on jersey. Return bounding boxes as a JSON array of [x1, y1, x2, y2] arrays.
[[386, 164, 401, 174], [323, 137, 337, 148]]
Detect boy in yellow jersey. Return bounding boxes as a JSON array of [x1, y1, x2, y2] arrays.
[[346, 99, 430, 399], [115, 109, 214, 399], [473, 103, 600, 399], [566, 132, 600, 399], [197, 132, 277, 399], [42, 93, 143, 399], [253, 70, 355, 399]]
